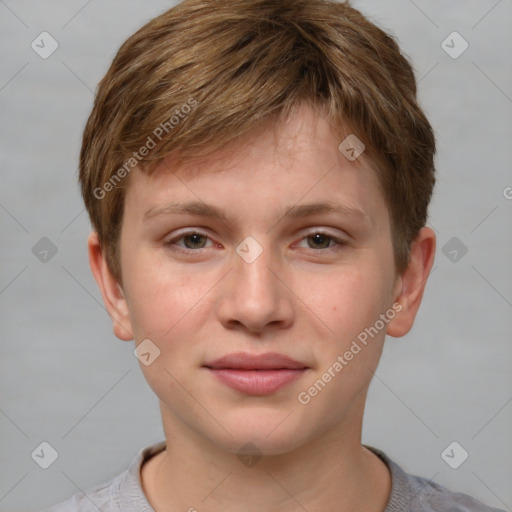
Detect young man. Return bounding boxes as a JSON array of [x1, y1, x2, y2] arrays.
[[46, 0, 505, 510]]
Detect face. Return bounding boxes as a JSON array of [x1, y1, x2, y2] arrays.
[[116, 104, 402, 455]]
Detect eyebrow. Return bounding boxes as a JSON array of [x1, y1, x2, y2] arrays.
[[143, 200, 369, 224]]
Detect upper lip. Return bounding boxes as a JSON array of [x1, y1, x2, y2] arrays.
[[203, 352, 308, 370]]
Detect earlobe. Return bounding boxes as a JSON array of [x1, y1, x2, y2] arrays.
[[386, 227, 436, 338], [87, 231, 134, 341]]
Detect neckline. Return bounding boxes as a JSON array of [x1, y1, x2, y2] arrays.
[[123, 441, 411, 512]]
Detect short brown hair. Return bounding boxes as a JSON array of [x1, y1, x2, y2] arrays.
[[79, 0, 436, 283]]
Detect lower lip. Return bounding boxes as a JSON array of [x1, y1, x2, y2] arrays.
[[206, 368, 307, 395]]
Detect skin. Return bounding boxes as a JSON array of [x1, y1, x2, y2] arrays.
[[89, 103, 436, 512]]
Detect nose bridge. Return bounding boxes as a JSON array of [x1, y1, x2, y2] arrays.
[[234, 235, 279, 306], [237, 239, 275, 294], [217, 235, 293, 332]]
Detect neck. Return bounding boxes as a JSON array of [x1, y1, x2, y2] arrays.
[[141, 403, 391, 512]]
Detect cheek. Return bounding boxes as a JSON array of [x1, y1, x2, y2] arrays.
[[302, 266, 392, 407], [315, 264, 389, 338], [123, 251, 207, 340], [123, 257, 209, 392], [294, 267, 390, 414]]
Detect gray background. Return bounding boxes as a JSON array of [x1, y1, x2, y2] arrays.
[[1, 0, 511, 510]]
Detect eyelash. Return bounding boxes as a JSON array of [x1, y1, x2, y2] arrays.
[[164, 229, 347, 253]]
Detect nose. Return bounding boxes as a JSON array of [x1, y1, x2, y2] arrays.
[[216, 239, 295, 335]]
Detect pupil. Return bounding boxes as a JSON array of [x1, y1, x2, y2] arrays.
[[311, 233, 329, 248], [187, 234, 204, 248]]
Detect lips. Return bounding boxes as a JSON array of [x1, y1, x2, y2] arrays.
[[203, 352, 309, 395], [204, 352, 308, 370]]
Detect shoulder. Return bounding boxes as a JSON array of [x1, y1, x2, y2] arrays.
[[365, 445, 507, 512], [42, 476, 118, 512], [401, 472, 506, 512], [42, 442, 166, 512]]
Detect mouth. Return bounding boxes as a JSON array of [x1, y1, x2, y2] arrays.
[[203, 352, 309, 396]]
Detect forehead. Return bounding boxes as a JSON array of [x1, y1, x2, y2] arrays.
[[123, 104, 387, 226]]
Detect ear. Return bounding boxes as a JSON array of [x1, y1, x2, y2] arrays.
[[386, 226, 436, 338], [87, 231, 134, 341]]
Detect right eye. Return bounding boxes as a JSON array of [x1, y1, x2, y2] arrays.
[[164, 230, 217, 252]]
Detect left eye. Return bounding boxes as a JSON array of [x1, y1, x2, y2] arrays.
[[295, 232, 346, 250]]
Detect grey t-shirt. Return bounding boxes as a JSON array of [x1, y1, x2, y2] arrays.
[[44, 441, 506, 512]]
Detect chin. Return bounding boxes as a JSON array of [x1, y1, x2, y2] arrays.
[[205, 407, 315, 457]]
